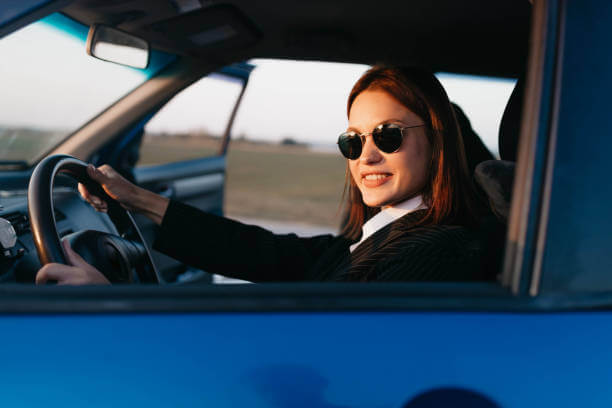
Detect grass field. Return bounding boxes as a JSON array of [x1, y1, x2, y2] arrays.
[[139, 136, 347, 229], [0, 128, 67, 162]]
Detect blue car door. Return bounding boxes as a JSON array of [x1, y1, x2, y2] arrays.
[[2, 1, 611, 407]]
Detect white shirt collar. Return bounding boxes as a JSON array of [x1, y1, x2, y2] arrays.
[[349, 195, 425, 253]]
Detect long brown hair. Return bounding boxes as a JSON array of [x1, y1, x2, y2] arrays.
[[340, 65, 481, 240]]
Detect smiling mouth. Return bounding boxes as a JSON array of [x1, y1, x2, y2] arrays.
[[362, 173, 392, 187]]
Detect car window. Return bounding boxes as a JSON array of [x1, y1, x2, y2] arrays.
[[136, 73, 244, 166], [224, 60, 515, 234], [0, 13, 175, 166], [137, 60, 517, 235]]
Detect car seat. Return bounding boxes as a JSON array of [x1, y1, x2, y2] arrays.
[[452, 102, 495, 174], [472, 78, 524, 280], [474, 78, 524, 222], [451, 102, 505, 281]]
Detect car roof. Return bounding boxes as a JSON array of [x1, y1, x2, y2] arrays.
[[63, 0, 531, 78]]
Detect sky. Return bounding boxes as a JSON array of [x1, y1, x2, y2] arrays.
[[0, 20, 516, 158]]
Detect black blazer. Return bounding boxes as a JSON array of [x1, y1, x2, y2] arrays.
[[154, 200, 485, 282]]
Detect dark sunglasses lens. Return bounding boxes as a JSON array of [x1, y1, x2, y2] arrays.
[[338, 133, 362, 159], [373, 125, 403, 153]]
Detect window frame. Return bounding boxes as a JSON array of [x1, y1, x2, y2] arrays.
[[502, 0, 564, 297], [137, 64, 252, 168], [2, 0, 591, 314]]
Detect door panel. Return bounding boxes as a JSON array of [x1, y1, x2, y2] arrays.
[[134, 157, 227, 283], [2, 311, 608, 407], [136, 155, 226, 210]]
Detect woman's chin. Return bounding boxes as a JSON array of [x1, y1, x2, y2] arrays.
[[362, 195, 392, 208]]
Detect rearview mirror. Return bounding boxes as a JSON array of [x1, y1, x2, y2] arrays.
[[86, 24, 149, 69]]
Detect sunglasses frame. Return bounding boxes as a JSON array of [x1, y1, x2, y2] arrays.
[[337, 123, 427, 160]]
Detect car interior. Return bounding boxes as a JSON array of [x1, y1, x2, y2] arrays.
[[0, 0, 532, 288]]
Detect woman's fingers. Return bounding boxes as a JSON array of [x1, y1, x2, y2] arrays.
[[36, 257, 110, 286], [62, 239, 105, 273], [35, 263, 73, 284], [84, 164, 130, 207], [78, 182, 107, 212], [62, 239, 86, 267], [77, 182, 89, 200], [77, 182, 96, 204], [35, 263, 101, 285], [87, 163, 106, 183], [35, 264, 55, 284], [89, 164, 117, 194], [81, 163, 145, 214], [61, 240, 110, 285]]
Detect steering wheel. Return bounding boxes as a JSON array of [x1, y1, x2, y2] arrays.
[[27, 154, 160, 283]]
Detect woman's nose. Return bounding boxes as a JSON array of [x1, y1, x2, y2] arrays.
[[360, 135, 383, 164]]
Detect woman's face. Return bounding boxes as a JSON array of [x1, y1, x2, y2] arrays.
[[347, 89, 432, 208]]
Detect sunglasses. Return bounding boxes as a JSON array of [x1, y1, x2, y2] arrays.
[[337, 123, 426, 160]]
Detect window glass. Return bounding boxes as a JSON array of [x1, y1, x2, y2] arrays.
[[0, 13, 173, 165], [137, 73, 244, 166]]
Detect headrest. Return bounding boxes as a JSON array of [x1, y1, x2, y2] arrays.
[[474, 160, 515, 222], [498, 78, 525, 161], [452, 103, 494, 173]]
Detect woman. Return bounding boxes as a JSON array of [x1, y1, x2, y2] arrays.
[[36, 65, 485, 285]]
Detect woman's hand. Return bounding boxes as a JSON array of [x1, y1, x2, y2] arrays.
[[78, 164, 139, 212], [78, 164, 169, 225], [36, 240, 110, 285]]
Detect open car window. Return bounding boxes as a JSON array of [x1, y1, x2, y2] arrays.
[[137, 73, 245, 166], [216, 60, 517, 234]]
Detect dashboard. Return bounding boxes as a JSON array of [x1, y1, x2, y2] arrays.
[[0, 180, 117, 283]]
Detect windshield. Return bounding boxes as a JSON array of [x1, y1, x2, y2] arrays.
[[0, 13, 176, 168]]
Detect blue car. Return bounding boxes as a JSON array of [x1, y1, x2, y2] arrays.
[[0, 0, 610, 406]]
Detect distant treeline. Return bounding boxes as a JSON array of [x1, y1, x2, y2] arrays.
[[143, 130, 220, 139], [144, 130, 306, 147]]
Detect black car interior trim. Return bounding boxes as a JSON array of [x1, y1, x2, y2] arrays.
[[0, 282, 610, 314], [62, 0, 530, 78]]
